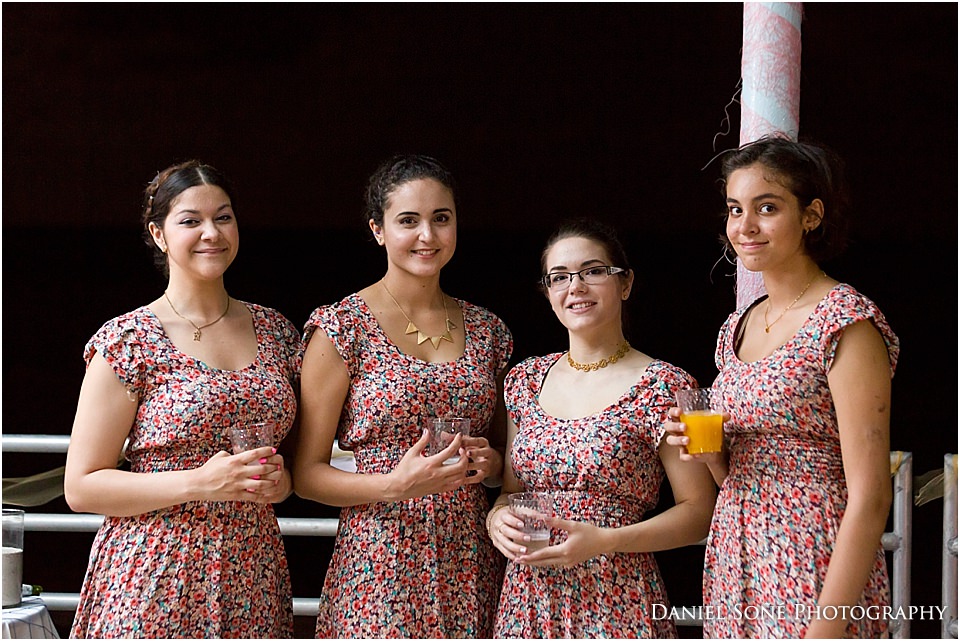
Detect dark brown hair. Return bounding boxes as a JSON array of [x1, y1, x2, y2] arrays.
[[540, 218, 633, 278], [540, 218, 634, 327], [363, 154, 457, 232], [141, 160, 235, 276], [719, 136, 850, 262]]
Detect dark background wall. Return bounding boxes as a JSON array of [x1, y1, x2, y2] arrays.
[[3, 3, 956, 638]]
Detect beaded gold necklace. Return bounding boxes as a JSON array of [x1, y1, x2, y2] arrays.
[[567, 340, 630, 372]]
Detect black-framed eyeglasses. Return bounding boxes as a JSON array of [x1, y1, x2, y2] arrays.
[[539, 265, 627, 289]]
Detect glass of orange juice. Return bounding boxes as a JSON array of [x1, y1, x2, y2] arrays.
[[675, 388, 724, 454]]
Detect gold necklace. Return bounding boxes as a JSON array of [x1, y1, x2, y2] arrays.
[[164, 291, 231, 342], [567, 340, 630, 372], [763, 272, 823, 333], [381, 281, 456, 350]]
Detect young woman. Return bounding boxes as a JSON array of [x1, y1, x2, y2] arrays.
[[487, 218, 717, 638], [666, 137, 899, 638], [64, 160, 298, 638], [294, 154, 512, 638]]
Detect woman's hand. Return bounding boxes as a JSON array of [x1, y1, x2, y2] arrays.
[[489, 507, 610, 567], [664, 406, 728, 466], [192, 446, 284, 502], [461, 435, 502, 485], [383, 430, 473, 502], [250, 450, 292, 503], [488, 503, 530, 561], [513, 516, 611, 568]]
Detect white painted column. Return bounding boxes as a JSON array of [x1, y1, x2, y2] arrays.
[[736, 2, 803, 308]]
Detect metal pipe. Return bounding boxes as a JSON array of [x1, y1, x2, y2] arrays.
[[943, 454, 957, 639], [2, 436, 920, 634], [2, 434, 352, 458], [889, 451, 912, 639], [24, 513, 103, 532], [24, 513, 339, 537], [2, 434, 70, 453], [39, 593, 321, 617]]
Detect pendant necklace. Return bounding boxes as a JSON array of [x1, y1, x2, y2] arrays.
[[763, 272, 824, 333], [567, 340, 631, 372], [164, 291, 231, 341], [381, 281, 456, 349]]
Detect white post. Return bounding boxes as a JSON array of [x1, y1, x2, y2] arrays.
[[737, 2, 803, 308], [944, 454, 958, 639]]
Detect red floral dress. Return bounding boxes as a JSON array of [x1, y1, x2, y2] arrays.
[[705, 284, 899, 638], [69, 303, 299, 639], [304, 294, 512, 639], [496, 354, 697, 638]]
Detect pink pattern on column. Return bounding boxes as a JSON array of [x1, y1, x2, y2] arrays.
[[736, 2, 803, 309], [741, 3, 802, 142]]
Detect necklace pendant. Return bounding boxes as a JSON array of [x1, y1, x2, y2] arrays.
[[163, 291, 229, 343], [380, 281, 457, 351]]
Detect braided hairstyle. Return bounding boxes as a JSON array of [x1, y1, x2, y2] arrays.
[[141, 160, 236, 276], [363, 154, 458, 235]]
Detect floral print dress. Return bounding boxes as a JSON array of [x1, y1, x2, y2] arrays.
[[70, 303, 299, 639], [305, 293, 512, 639], [496, 354, 697, 639], [705, 284, 899, 638]]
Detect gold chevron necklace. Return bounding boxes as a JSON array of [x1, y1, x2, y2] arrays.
[[381, 281, 456, 349]]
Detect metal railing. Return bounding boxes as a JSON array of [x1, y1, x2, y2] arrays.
[[19, 512, 338, 537], [944, 454, 957, 639], [890, 451, 914, 639], [2, 435, 914, 635], [671, 450, 913, 637], [2, 434, 335, 617]]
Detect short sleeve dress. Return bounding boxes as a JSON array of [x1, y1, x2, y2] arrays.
[[705, 283, 899, 638], [69, 302, 300, 639], [495, 354, 697, 639], [305, 293, 513, 639]]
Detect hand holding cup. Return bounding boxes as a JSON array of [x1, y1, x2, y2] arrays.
[[228, 421, 283, 496], [508, 492, 552, 553], [674, 388, 725, 454], [425, 417, 471, 464], [229, 421, 276, 455]]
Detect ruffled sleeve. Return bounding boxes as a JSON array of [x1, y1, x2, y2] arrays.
[[488, 312, 513, 375], [818, 284, 900, 376], [643, 361, 698, 448], [83, 311, 149, 400], [303, 299, 360, 379], [503, 357, 533, 428], [261, 306, 302, 385], [714, 309, 741, 373]]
